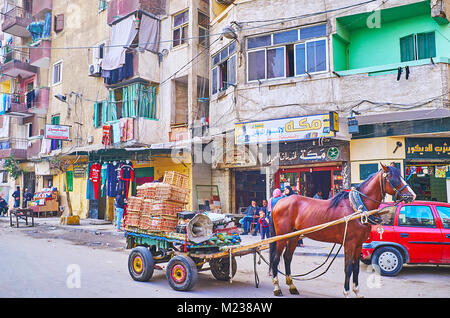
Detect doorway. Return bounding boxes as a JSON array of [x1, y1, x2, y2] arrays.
[[276, 165, 342, 199], [235, 170, 266, 213]]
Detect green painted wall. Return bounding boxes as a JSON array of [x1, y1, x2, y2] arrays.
[[333, 12, 450, 71]]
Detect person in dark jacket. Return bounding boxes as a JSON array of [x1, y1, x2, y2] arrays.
[[0, 195, 8, 216], [115, 190, 126, 231], [23, 188, 33, 208], [12, 186, 20, 208]]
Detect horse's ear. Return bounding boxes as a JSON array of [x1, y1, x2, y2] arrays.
[[380, 162, 389, 173]]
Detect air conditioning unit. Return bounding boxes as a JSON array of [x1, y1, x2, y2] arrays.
[[88, 63, 101, 77]]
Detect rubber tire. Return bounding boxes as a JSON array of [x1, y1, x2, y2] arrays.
[[210, 256, 237, 281], [166, 255, 198, 291], [128, 246, 155, 282], [371, 246, 403, 277]]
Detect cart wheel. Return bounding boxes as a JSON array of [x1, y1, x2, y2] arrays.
[[166, 255, 198, 291], [128, 246, 154, 282], [210, 256, 237, 281]]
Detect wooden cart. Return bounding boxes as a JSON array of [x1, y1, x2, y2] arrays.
[[125, 207, 391, 291]]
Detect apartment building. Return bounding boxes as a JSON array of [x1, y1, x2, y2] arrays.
[[0, 0, 213, 219], [208, 0, 450, 213]]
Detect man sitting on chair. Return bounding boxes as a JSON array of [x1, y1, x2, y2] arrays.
[[239, 200, 259, 235]]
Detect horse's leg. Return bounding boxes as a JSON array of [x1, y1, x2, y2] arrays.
[[271, 241, 285, 296], [343, 247, 354, 298], [283, 237, 299, 295], [352, 245, 364, 298]]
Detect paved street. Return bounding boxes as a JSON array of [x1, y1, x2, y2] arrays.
[[1, 216, 449, 299]]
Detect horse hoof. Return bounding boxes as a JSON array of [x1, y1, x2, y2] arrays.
[[289, 287, 299, 295], [274, 289, 283, 297], [343, 290, 351, 298]]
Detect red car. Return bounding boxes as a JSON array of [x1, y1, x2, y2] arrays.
[[361, 201, 450, 276]]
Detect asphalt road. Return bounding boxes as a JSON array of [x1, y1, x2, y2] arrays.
[[1, 217, 449, 299]]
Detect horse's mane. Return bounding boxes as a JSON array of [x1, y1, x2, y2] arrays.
[[329, 171, 379, 209]]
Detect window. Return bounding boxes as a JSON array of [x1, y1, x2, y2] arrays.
[[173, 10, 189, 47], [211, 42, 237, 94], [359, 163, 378, 180], [246, 24, 327, 82], [436, 206, 450, 229], [398, 205, 436, 227], [51, 115, 62, 150], [52, 61, 62, 85], [101, 83, 158, 124], [400, 32, 436, 62], [98, 0, 107, 13], [198, 11, 209, 47]]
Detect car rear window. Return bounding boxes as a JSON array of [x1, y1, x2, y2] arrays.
[[398, 205, 435, 228], [436, 206, 450, 229]]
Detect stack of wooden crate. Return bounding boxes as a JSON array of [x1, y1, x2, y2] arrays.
[[128, 171, 190, 233]]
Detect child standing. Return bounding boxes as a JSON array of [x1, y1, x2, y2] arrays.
[[258, 210, 270, 239]]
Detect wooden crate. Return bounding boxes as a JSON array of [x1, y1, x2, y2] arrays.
[[127, 197, 143, 211], [125, 209, 141, 227], [139, 215, 178, 232], [141, 199, 185, 216], [163, 171, 189, 189]]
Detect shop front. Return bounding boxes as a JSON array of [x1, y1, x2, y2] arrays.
[[405, 138, 450, 203], [274, 140, 350, 199]]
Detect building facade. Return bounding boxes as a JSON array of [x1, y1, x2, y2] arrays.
[[208, 0, 450, 213], [0, 0, 214, 218]]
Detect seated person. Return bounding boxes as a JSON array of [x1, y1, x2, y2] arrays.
[[239, 200, 259, 235], [0, 196, 8, 216]]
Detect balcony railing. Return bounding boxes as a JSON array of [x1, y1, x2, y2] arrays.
[[2, 6, 32, 37], [1, 49, 38, 78], [0, 138, 28, 159]]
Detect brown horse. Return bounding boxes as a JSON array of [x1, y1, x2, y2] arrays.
[[269, 163, 416, 297]]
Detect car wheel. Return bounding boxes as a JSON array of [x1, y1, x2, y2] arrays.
[[371, 246, 403, 276]]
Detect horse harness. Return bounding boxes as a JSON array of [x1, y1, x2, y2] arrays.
[[349, 169, 406, 225]]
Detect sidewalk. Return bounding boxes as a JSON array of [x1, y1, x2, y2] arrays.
[[0, 215, 343, 257]]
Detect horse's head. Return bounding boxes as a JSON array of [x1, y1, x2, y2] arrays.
[[380, 163, 416, 203]]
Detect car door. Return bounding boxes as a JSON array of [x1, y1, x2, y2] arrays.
[[435, 205, 450, 262], [394, 204, 443, 263]]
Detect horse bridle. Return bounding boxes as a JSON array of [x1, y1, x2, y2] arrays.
[[379, 170, 410, 203]]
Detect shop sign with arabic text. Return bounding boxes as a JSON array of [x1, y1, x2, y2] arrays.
[[406, 138, 450, 159], [235, 112, 338, 145]]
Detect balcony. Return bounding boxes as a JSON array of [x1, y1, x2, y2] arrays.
[[0, 138, 28, 160], [29, 39, 51, 68], [1, 49, 38, 79], [2, 6, 32, 37], [32, 0, 52, 20]]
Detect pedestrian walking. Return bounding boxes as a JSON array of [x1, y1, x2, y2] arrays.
[[115, 190, 126, 231]]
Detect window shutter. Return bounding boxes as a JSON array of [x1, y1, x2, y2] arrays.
[[54, 14, 64, 33], [417, 32, 435, 60], [400, 35, 415, 62]]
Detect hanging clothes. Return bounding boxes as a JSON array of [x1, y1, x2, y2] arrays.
[[101, 162, 108, 197], [120, 161, 134, 199], [107, 162, 118, 197], [114, 161, 124, 196], [89, 162, 102, 200], [102, 125, 112, 145], [86, 163, 96, 200]]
